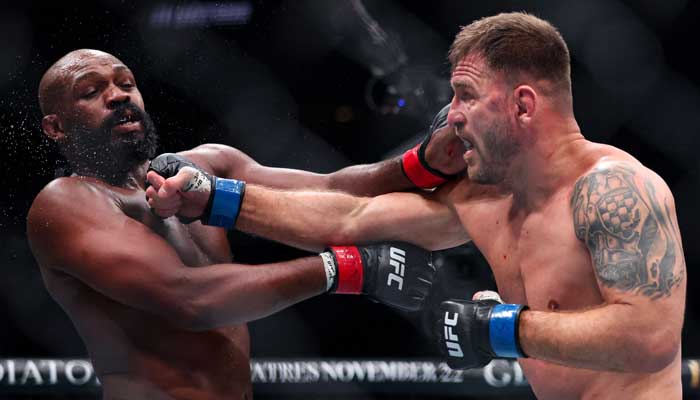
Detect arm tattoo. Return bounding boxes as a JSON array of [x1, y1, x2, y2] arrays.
[[571, 164, 684, 299]]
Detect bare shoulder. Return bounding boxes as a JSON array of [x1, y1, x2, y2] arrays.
[[573, 149, 672, 205], [570, 153, 684, 300], [29, 176, 115, 219], [571, 140, 670, 198], [27, 177, 118, 261]]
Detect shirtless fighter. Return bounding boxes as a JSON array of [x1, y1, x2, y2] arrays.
[[148, 13, 687, 399], [27, 49, 463, 399]]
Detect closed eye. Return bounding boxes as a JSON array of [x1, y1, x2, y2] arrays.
[[81, 89, 98, 99]]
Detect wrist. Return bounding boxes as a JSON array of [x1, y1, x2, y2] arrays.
[[319, 252, 337, 292], [203, 177, 246, 229], [327, 246, 364, 294], [487, 304, 528, 358]]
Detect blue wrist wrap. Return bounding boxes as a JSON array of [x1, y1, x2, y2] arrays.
[[489, 304, 525, 359], [206, 178, 246, 229]]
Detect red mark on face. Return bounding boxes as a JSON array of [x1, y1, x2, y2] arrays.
[[548, 300, 560, 311]]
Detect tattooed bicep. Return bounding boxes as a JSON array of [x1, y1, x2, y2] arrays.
[[571, 163, 684, 300]]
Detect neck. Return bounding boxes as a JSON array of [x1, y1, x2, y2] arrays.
[[503, 116, 586, 209], [70, 158, 150, 190]]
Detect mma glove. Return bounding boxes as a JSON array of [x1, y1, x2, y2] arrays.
[[401, 104, 464, 188], [148, 153, 245, 228], [319, 242, 436, 312], [436, 291, 528, 369]]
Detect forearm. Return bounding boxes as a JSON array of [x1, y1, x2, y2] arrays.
[[518, 304, 680, 372], [180, 256, 327, 330], [181, 102, 459, 194], [236, 184, 366, 252], [326, 157, 413, 196]]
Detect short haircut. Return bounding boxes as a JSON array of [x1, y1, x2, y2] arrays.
[[449, 12, 571, 95]]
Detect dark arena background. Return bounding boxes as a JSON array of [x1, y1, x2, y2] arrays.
[[1, 1, 699, 399]]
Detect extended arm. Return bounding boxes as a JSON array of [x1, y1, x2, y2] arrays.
[[235, 183, 469, 252], [146, 156, 469, 252], [27, 178, 328, 331], [174, 103, 464, 195], [178, 143, 412, 196], [518, 162, 686, 372]]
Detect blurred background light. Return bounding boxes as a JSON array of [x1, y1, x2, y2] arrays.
[[149, 1, 253, 28]]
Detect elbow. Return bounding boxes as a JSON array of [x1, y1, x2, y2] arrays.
[[329, 200, 373, 246], [166, 277, 220, 331], [167, 277, 251, 331], [626, 328, 680, 373], [322, 173, 341, 192], [330, 220, 363, 246], [173, 295, 276, 330], [169, 297, 214, 332], [644, 330, 680, 372], [193, 143, 227, 154]]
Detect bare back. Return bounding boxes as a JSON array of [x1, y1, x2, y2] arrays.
[[29, 177, 252, 400], [446, 142, 683, 399]]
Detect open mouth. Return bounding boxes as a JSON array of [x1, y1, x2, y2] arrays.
[[116, 110, 142, 126], [460, 137, 473, 151], [111, 109, 143, 134]]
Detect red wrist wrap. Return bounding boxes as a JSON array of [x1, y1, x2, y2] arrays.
[[330, 246, 364, 294], [401, 145, 447, 189]]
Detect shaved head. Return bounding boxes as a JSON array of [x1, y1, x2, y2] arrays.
[[37, 49, 157, 183], [38, 49, 123, 115]]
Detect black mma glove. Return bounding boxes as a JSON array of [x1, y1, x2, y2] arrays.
[[436, 295, 528, 369], [148, 153, 245, 228], [319, 242, 436, 312], [401, 104, 463, 188]]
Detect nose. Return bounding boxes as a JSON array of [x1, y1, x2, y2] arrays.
[[105, 84, 130, 109], [447, 99, 465, 132]]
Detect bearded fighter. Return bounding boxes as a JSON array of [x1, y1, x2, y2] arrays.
[[148, 13, 687, 399], [26, 49, 463, 399]]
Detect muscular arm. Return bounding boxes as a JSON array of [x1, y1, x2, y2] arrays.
[[178, 143, 412, 196], [518, 162, 686, 372], [27, 178, 327, 331], [235, 182, 469, 252]]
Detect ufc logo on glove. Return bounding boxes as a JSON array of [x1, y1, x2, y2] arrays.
[[386, 247, 406, 290], [444, 312, 464, 357], [325, 242, 435, 312]]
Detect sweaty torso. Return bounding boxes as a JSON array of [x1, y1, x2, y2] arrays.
[[37, 179, 252, 400], [446, 143, 681, 400]]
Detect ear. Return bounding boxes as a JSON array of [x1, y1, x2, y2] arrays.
[[513, 85, 537, 125], [41, 115, 65, 141]]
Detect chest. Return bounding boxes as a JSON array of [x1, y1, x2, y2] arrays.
[[117, 191, 231, 267], [454, 195, 603, 310]]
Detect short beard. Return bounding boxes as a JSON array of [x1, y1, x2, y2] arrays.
[[468, 117, 519, 185], [61, 103, 158, 185]]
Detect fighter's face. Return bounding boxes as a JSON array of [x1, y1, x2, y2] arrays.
[[56, 55, 157, 177], [61, 55, 146, 134], [447, 56, 521, 185]]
